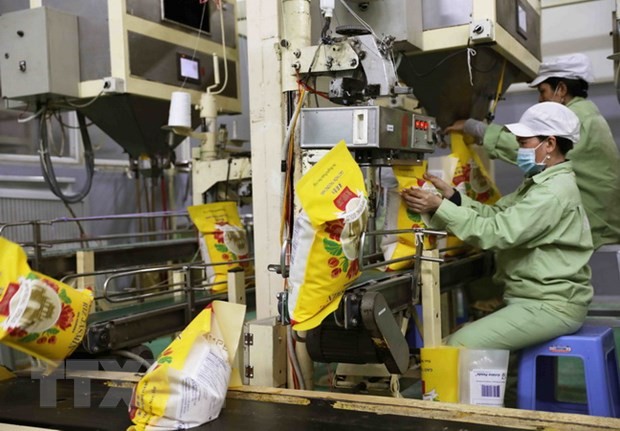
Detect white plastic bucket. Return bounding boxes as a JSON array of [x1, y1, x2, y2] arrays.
[[459, 349, 509, 407]]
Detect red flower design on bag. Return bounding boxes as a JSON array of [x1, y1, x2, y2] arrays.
[[41, 278, 60, 293], [213, 229, 225, 244], [327, 257, 339, 268], [331, 268, 342, 278], [476, 191, 490, 202], [324, 219, 344, 241], [238, 254, 250, 267], [7, 327, 28, 338], [452, 163, 471, 186], [346, 259, 360, 279], [56, 303, 75, 330], [213, 221, 227, 244]]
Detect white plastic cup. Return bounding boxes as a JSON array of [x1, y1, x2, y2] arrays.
[[167, 91, 192, 130]]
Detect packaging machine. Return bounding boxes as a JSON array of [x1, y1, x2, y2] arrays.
[[258, 0, 541, 384]]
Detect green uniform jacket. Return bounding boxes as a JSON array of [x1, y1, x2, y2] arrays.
[[482, 97, 620, 249], [428, 162, 593, 309]]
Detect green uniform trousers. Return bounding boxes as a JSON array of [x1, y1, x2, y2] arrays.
[[446, 297, 587, 351]]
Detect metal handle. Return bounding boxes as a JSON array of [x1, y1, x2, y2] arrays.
[[268, 239, 290, 279], [359, 228, 446, 270]]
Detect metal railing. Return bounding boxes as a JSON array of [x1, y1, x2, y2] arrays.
[[62, 257, 255, 326], [0, 210, 197, 271]]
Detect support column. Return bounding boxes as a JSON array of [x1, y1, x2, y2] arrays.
[[247, 0, 287, 318], [421, 249, 441, 347]]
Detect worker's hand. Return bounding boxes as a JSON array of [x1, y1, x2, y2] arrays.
[[444, 119, 486, 143], [423, 173, 454, 199], [443, 119, 467, 134], [401, 187, 443, 214]]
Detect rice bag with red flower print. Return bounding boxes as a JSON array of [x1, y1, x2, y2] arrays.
[[450, 134, 499, 205], [0, 237, 93, 367], [128, 301, 245, 431], [187, 202, 252, 292], [381, 162, 438, 271], [288, 141, 368, 331], [446, 133, 501, 254]]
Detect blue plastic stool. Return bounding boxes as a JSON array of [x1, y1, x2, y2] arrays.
[[517, 325, 620, 417]]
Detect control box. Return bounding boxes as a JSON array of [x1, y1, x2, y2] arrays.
[[300, 106, 436, 153], [0, 7, 80, 100]]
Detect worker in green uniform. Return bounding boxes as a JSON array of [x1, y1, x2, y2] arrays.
[[445, 53, 620, 250], [401, 102, 593, 351]]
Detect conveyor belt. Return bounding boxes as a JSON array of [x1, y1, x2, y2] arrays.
[[350, 251, 494, 292], [87, 291, 214, 324], [32, 238, 199, 279], [0, 377, 617, 431], [82, 288, 255, 354]]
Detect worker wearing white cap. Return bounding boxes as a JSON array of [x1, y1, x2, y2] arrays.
[[446, 53, 620, 250], [402, 102, 593, 354]]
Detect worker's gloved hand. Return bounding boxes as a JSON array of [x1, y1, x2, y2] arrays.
[[422, 173, 454, 199], [463, 119, 487, 142], [443, 119, 487, 144], [443, 119, 467, 134], [400, 187, 443, 214]]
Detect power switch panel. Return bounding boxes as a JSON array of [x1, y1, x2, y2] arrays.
[[469, 19, 495, 43], [0, 7, 80, 100]]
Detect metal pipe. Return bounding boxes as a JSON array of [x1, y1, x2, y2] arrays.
[[199, 93, 218, 161], [358, 228, 446, 270], [17, 229, 196, 248], [31, 221, 43, 271]]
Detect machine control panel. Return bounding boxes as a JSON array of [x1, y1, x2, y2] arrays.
[[300, 106, 437, 154], [411, 114, 437, 153]]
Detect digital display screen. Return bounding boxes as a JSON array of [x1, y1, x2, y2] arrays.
[[177, 54, 201, 84]]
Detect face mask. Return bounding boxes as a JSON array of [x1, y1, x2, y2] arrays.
[[516, 140, 547, 176]]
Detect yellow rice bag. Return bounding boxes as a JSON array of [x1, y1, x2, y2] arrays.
[[0, 237, 30, 290], [128, 300, 246, 430], [421, 346, 460, 402], [447, 133, 501, 254], [381, 162, 437, 271], [188, 202, 251, 292], [0, 238, 93, 366], [450, 134, 500, 205], [288, 141, 368, 331]]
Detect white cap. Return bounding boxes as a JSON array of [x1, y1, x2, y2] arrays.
[[505, 102, 580, 143], [528, 53, 594, 87]]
